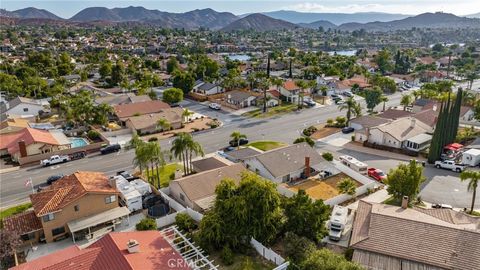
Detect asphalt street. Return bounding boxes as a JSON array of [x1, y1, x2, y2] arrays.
[[1, 90, 476, 209]]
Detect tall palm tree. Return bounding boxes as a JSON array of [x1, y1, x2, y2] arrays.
[[149, 142, 168, 188], [182, 109, 194, 124], [185, 136, 204, 174], [460, 170, 479, 214], [230, 131, 247, 150], [171, 133, 188, 175], [337, 178, 357, 197], [412, 89, 421, 101], [295, 80, 309, 109], [156, 118, 171, 132], [380, 95, 389, 112], [338, 97, 361, 125], [133, 142, 150, 181], [400, 94, 413, 111]]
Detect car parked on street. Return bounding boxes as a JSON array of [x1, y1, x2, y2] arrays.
[[368, 168, 387, 182], [100, 144, 121, 155], [431, 203, 453, 209], [40, 155, 70, 166], [341, 127, 354, 134], [434, 160, 465, 172], [229, 138, 249, 147], [209, 103, 221, 110]]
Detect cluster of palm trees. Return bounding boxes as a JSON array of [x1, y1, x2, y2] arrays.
[[131, 134, 170, 188], [338, 97, 362, 125], [170, 132, 204, 176], [460, 170, 479, 214]]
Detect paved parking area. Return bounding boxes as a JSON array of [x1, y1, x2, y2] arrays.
[[318, 131, 352, 147]]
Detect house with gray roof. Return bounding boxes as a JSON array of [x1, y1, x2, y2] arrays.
[[193, 81, 224, 96], [226, 90, 257, 108]]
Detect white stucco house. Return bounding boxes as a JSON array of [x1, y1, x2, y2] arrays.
[[1, 97, 50, 120], [367, 117, 431, 149]]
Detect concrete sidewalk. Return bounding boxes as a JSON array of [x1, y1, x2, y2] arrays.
[[343, 142, 426, 162]]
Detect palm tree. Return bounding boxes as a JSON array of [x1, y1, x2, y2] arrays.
[[337, 178, 357, 197], [295, 80, 309, 109], [380, 95, 389, 112], [460, 170, 479, 214], [133, 141, 150, 181], [400, 94, 413, 111], [466, 72, 479, 90], [412, 89, 421, 101], [171, 133, 188, 174], [338, 97, 361, 125], [230, 131, 247, 150], [182, 109, 194, 124], [156, 118, 171, 132], [149, 142, 169, 188], [461, 91, 476, 106], [185, 136, 204, 174]]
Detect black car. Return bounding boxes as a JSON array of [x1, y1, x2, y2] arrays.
[[69, 151, 87, 160], [100, 144, 121, 155], [341, 127, 355, 134], [46, 174, 64, 185], [229, 138, 249, 147]]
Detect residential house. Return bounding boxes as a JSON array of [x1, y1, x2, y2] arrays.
[[191, 156, 230, 173], [376, 108, 414, 120], [390, 74, 420, 87], [0, 118, 30, 134], [169, 163, 246, 211], [223, 147, 262, 163], [113, 100, 171, 122], [3, 172, 128, 243], [0, 97, 49, 120], [125, 108, 183, 134], [95, 93, 151, 106], [10, 231, 190, 270], [343, 75, 371, 90], [367, 117, 431, 150], [279, 80, 300, 103], [349, 116, 391, 142], [0, 128, 71, 161], [194, 82, 224, 96], [242, 143, 331, 183], [350, 200, 480, 270], [226, 90, 257, 108]]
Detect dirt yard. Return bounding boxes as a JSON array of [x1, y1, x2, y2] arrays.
[[310, 126, 341, 140], [287, 173, 362, 200]]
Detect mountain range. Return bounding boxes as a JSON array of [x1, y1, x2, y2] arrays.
[[1, 7, 479, 32]]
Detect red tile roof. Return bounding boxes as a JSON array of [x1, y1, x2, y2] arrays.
[[0, 128, 61, 155], [12, 231, 191, 270], [30, 172, 118, 216], [114, 100, 170, 119], [2, 210, 42, 235], [282, 80, 299, 91]]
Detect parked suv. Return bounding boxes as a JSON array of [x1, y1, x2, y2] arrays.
[[100, 144, 121, 155]]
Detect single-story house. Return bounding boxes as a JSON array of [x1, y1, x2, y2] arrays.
[[350, 200, 480, 270], [191, 156, 230, 173], [113, 100, 171, 121], [242, 142, 332, 183], [0, 118, 30, 134], [0, 97, 50, 120], [226, 90, 257, 108], [376, 108, 414, 120], [169, 163, 246, 211], [124, 108, 183, 134], [367, 117, 431, 149], [194, 82, 224, 96], [223, 147, 262, 163], [404, 133, 433, 152], [95, 93, 151, 106], [349, 116, 391, 142]]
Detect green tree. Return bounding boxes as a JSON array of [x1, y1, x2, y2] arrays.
[[166, 56, 179, 74], [156, 118, 171, 132], [337, 178, 357, 196], [380, 95, 389, 111], [293, 137, 315, 147], [322, 152, 334, 161], [182, 108, 194, 124], [364, 87, 383, 112], [400, 94, 413, 111], [230, 131, 247, 150], [460, 170, 479, 214], [162, 87, 184, 104], [136, 218, 157, 230], [338, 97, 362, 125], [99, 61, 112, 79], [0, 229, 22, 269], [170, 133, 203, 175], [374, 49, 393, 74], [172, 71, 195, 94], [175, 212, 197, 232], [385, 160, 425, 204], [283, 232, 316, 264], [283, 190, 330, 242], [300, 248, 364, 270]]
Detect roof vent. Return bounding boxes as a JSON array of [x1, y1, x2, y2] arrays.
[[127, 239, 140, 253]]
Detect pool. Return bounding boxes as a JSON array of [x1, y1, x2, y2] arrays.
[[70, 137, 88, 148]]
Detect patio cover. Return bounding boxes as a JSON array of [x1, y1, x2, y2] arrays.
[[67, 206, 130, 233]]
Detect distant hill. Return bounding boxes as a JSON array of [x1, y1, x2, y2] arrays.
[[299, 20, 337, 30], [222, 13, 299, 31], [466, 12, 480, 18], [11, 7, 62, 20], [259, 10, 410, 24], [0, 9, 15, 17], [338, 12, 480, 31]]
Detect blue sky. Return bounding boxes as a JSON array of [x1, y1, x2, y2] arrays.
[[2, 0, 479, 18]]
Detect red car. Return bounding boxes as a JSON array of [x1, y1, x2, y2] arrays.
[[368, 168, 387, 182]]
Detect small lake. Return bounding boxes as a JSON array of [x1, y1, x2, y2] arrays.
[[227, 54, 251, 61], [327, 50, 357, 56]]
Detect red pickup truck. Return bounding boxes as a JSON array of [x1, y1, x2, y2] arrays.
[[368, 168, 387, 182]]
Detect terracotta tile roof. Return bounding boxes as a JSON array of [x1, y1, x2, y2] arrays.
[[267, 89, 280, 98], [351, 201, 480, 270], [2, 210, 42, 235], [12, 231, 190, 270], [0, 128, 62, 155], [114, 100, 170, 119], [30, 172, 118, 216], [282, 80, 299, 91]]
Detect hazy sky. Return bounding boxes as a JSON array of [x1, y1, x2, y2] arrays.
[[2, 0, 480, 18]]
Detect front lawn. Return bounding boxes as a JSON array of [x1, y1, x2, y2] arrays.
[[247, 141, 287, 151], [0, 202, 32, 221], [242, 104, 297, 118], [145, 163, 182, 188]]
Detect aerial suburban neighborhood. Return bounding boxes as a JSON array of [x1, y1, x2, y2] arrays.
[[0, 1, 479, 270]]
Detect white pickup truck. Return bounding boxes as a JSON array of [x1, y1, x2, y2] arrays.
[[40, 155, 70, 166], [434, 160, 465, 172]]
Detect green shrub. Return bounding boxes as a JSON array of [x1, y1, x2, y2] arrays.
[[322, 152, 333, 161], [175, 213, 197, 232], [148, 137, 158, 142], [169, 172, 175, 180], [136, 218, 157, 231], [87, 130, 100, 140], [221, 245, 235, 265], [302, 126, 318, 136]]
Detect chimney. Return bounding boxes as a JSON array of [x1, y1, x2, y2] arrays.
[[304, 156, 311, 178], [127, 239, 139, 253], [18, 141, 27, 158], [401, 196, 409, 209], [109, 176, 117, 190]]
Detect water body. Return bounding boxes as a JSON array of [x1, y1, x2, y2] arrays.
[[327, 50, 357, 56], [227, 54, 251, 61]]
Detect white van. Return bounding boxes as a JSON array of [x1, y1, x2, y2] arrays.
[[339, 155, 368, 175]]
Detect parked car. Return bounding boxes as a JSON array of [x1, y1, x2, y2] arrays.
[[303, 99, 316, 107], [431, 203, 453, 209], [342, 91, 353, 97], [46, 174, 64, 185], [69, 151, 87, 160], [341, 127, 354, 134], [368, 168, 387, 182], [434, 160, 465, 172], [100, 144, 121, 155], [336, 99, 345, 105], [330, 94, 340, 99], [209, 103, 221, 110], [229, 138, 249, 147], [40, 155, 70, 166]]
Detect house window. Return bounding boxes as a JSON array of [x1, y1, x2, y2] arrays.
[[21, 232, 36, 241], [180, 193, 185, 201], [51, 226, 65, 236], [23, 107, 29, 112], [105, 195, 117, 204], [74, 205, 79, 212], [42, 213, 54, 222]]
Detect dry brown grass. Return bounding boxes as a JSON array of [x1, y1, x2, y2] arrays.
[[287, 173, 362, 200], [310, 126, 341, 140]]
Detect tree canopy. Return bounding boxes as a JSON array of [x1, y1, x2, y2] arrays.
[[385, 160, 425, 203]]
